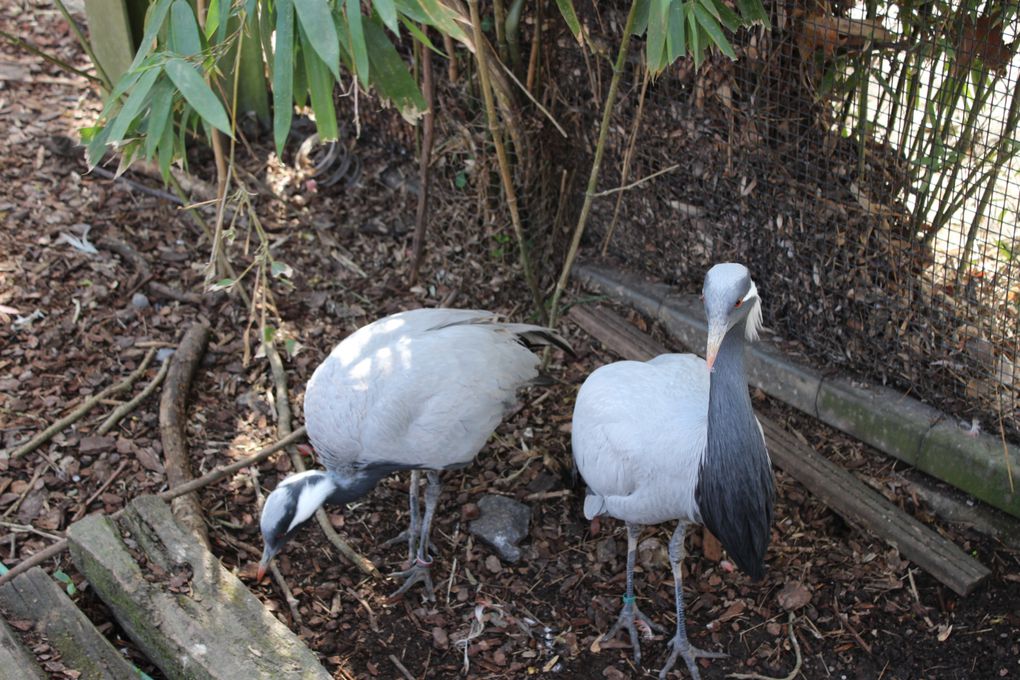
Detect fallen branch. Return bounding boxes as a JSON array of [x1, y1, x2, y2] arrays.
[[160, 322, 211, 548], [8, 349, 157, 460], [264, 342, 381, 579], [97, 357, 170, 435], [0, 428, 306, 587]]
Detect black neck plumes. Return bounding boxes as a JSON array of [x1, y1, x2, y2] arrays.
[[695, 322, 775, 580]]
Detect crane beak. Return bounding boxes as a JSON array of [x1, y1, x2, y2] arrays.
[[257, 544, 274, 581], [705, 325, 725, 371]]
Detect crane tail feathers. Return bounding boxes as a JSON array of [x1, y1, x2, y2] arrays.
[[514, 328, 575, 356]]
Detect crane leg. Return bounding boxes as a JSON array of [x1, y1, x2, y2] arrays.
[[388, 471, 440, 601], [658, 523, 726, 680], [602, 523, 666, 665], [382, 469, 422, 563]]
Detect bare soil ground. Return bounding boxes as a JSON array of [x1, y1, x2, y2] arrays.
[[2, 3, 1020, 680]]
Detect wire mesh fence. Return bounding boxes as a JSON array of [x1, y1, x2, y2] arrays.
[[571, 0, 1020, 441]]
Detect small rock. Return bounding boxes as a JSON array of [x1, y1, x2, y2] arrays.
[[766, 622, 782, 636], [469, 494, 531, 563], [485, 554, 502, 574], [637, 537, 668, 570], [130, 292, 150, 308], [431, 626, 449, 650], [776, 581, 812, 611]]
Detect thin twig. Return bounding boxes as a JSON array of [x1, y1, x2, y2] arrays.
[[592, 163, 680, 198], [545, 0, 641, 337], [347, 588, 381, 633], [97, 358, 170, 435], [728, 612, 802, 679], [496, 55, 567, 137], [468, 0, 545, 323], [389, 654, 417, 680], [0, 428, 307, 587], [0, 29, 103, 85], [410, 28, 436, 286], [602, 65, 651, 255], [0, 521, 62, 542], [71, 460, 129, 522], [8, 349, 157, 460], [269, 561, 304, 625]]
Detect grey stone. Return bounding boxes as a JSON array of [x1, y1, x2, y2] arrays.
[[469, 494, 531, 563], [130, 292, 150, 309]]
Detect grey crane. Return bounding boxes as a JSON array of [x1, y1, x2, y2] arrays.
[[257, 307, 569, 599], [572, 263, 775, 679]]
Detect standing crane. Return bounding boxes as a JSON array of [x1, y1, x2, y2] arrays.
[[257, 308, 569, 599], [572, 263, 775, 679]]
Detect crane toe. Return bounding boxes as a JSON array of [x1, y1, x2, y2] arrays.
[[387, 562, 436, 602], [658, 635, 727, 679], [603, 600, 666, 664]]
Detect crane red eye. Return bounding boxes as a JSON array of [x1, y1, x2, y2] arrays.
[[734, 299, 743, 308]]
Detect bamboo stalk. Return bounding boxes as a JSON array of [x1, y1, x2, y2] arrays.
[[602, 64, 650, 255], [468, 0, 545, 322], [546, 0, 641, 333], [492, 0, 509, 63], [955, 74, 1020, 278], [410, 29, 436, 286]]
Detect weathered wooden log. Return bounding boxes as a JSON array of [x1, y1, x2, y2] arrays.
[[0, 566, 136, 679], [67, 495, 331, 680], [0, 617, 47, 680], [569, 303, 991, 596]]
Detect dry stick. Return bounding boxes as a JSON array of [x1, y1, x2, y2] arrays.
[[8, 349, 157, 460], [160, 322, 211, 548], [592, 163, 681, 198], [264, 343, 381, 580], [389, 654, 417, 680], [601, 65, 650, 255], [444, 33, 458, 81], [97, 358, 170, 435], [468, 0, 546, 324], [0, 428, 307, 588], [546, 0, 641, 336], [70, 460, 129, 523], [728, 613, 802, 680], [410, 31, 436, 286], [249, 462, 305, 627]]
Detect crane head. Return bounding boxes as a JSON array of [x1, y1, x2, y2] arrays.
[[703, 263, 762, 369]]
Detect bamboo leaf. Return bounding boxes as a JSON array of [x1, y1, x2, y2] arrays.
[[145, 77, 175, 157], [703, 0, 741, 32], [130, 0, 173, 71], [413, 0, 467, 42], [666, 0, 685, 62], [687, 3, 703, 68], [373, 0, 399, 33], [85, 122, 112, 169], [693, 2, 736, 59], [164, 58, 232, 134], [157, 109, 176, 179], [347, 0, 370, 85], [632, 0, 651, 36], [169, 0, 203, 55], [645, 0, 669, 73], [553, 0, 583, 42], [299, 23, 339, 140], [364, 17, 426, 122], [399, 16, 441, 53], [393, 0, 428, 23], [294, 0, 341, 79], [205, 0, 221, 39], [735, 0, 769, 26], [274, 0, 296, 156], [107, 67, 161, 144]]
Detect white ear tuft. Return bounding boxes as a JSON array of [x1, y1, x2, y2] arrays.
[[743, 282, 763, 342]]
